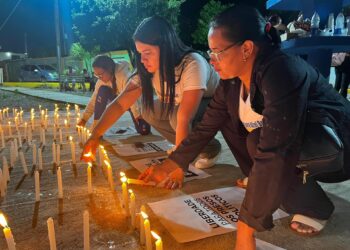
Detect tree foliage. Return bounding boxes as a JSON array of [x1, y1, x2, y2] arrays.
[[70, 42, 100, 72], [70, 0, 185, 53], [192, 0, 233, 46]]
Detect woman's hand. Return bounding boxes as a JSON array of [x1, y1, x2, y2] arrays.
[[80, 136, 99, 162], [77, 119, 87, 127], [235, 221, 256, 250], [138, 159, 184, 189]]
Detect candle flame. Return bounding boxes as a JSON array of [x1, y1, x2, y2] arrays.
[[104, 160, 111, 168], [69, 136, 73, 141], [128, 189, 133, 194], [88, 162, 92, 168], [120, 172, 125, 177], [99, 145, 104, 149], [121, 176, 127, 183], [140, 211, 148, 219], [151, 231, 161, 240], [0, 214, 8, 228], [84, 152, 92, 157]]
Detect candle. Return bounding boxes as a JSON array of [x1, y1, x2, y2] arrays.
[[24, 122, 27, 140], [14, 139, 18, 159], [8, 121, 12, 137], [140, 206, 146, 244], [87, 162, 92, 194], [57, 167, 63, 199], [83, 152, 95, 162], [17, 131, 22, 148], [32, 143, 37, 167], [1, 129, 5, 148], [127, 178, 156, 186], [0, 169, 6, 197], [98, 145, 104, 166], [120, 173, 129, 215], [3, 156, 10, 181], [64, 119, 68, 128], [104, 160, 114, 190], [53, 124, 57, 141], [42, 128, 46, 145], [38, 147, 43, 171], [83, 210, 90, 250], [19, 151, 28, 175], [35, 170, 40, 201], [56, 144, 60, 166], [0, 214, 16, 250], [31, 116, 34, 131], [151, 231, 163, 250], [143, 212, 152, 250], [69, 136, 76, 164], [27, 128, 32, 144], [59, 128, 63, 144], [47, 217, 57, 250], [52, 142, 56, 165], [9, 141, 15, 167], [129, 190, 136, 229]]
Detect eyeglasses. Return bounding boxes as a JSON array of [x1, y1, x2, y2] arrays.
[[94, 71, 105, 79], [207, 42, 241, 62]]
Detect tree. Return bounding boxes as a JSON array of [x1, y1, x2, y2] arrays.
[[192, 0, 233, 46], [70, 42, 100, 73], [70, 0, 185, 53]]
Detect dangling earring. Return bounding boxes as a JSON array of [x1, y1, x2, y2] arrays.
[[242, 56, 247, 62]]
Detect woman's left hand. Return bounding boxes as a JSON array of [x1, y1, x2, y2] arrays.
[[235, 221, 256, 250], [138, 159, 184, 189]]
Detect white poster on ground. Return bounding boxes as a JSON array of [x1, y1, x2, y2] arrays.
[[112, 140, 173, 156], [130, 156, 211, 182], [148, 187, 288, 244]]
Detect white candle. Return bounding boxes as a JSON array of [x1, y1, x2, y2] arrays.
[[14, 139, 18, 159], [59, 128, 63, 144], [140, 206, 146, 244], [69, 137, 76, 164], [53, 124, 57, 141], [19, 151, 28, 175], [56, 144, 60, 166], [38, 147, 43, 171], [3, 156, 10, 181], [0, 214, 16, 250], [57, 167, 63, 199], [104, 160, 114, 190], [0, 169, 6, 197], [32, 143, 37, 166], [83, 210, 90, 250], [98, 145, 104, 166], [87, 162, 92, 194], [42, 128, 46, 145], [31, 116, 34, 131], [8, 122, 12, 137], [120, 174, 129, 215], [1, 129, 5, 148], [151, 231, 163, 250], [27, 128, 32, 144], [35, 170, 40, 201], [143, 214, 152, 250], [17, 130, 22, 147], [9, 141, 15, 167], [24, 122, 27, 140], [52, 142, 56, 165], [129, 190, 136, 229], [47, 217, 57, 250]]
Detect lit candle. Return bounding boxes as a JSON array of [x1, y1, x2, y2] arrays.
[[17, 131, 22, 148], [143, 212, 152, 250], [38, 147, 43, 171], [35, 170, 40, 201], [53, 124, 57, 141], [3, 156, 10, 181], [59, 128, 63, 144], [56, 144, 60, 166], [24, 122, 27, 140], [64, 119, 68, 128], [57, 167, 63, 199], [52, 142, 56, 165], [31, 116, 34, 131], [47, 217, 57, 250], [0, 169, 6, 197], [42, 128, 46, 145], [9, 141, 15, 168], [83, 210, 90, 250], [127, 178, 156, 186], [1, 129, 5, 148], [69, 136, 76, 164], [140, 206, 146, 244], [8, 121, 12, 137], [104, 160, 114, 190], [0, 214, 16, 250], [27, 128, 32, 144], [32, 143, 37, 167], [151, 231, 163, 250], [19, 150, 28, 175], [87, 162, 92, 194], [120, 173, 129, 215], [129, 189, 136, 229], [83, 152, 95, 162], [14, 139, 18, 159]]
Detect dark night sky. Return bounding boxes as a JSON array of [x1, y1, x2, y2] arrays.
[[0, 0, 269, 58]]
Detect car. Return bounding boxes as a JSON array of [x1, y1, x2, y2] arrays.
[[19, 64, 58, 82]]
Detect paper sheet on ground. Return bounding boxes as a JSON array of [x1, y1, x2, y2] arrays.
[[130, 156, 211, 182], [148, 187, 288, 244], [104, 126, 138, 137], [112, 140, 173, 156]]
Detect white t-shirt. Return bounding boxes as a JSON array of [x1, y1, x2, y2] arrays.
[[134, 52, 219, 105], [239, 84, 263, 132]]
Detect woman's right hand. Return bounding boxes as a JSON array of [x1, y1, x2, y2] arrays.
[[77, 119, 86, 127], [81, 136, 99, 162]]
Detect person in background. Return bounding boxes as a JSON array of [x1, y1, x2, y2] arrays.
[[333, 52, 350, 99], [81, 16, 221, 169], [139, 5, 350, 250], [78, 55, 150, 135]]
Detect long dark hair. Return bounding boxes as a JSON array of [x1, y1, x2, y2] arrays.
[[92, 55, 117, 92], [133, 16, 193, 115], [210, 5, 281, 51]]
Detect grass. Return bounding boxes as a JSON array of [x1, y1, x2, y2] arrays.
[[2, 82, 91, 89]]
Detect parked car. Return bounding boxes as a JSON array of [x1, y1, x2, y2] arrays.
[[19, 64, 58, 82]]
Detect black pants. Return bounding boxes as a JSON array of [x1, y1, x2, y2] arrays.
[[221, 122, 334, 220]]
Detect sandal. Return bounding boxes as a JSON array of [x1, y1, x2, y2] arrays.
[[290, 214, 327, 237], [235, 177, 248, 189]]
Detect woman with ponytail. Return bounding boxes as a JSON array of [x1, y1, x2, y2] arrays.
[[139, 5, 350, 249], [78, 55, 150, 135]]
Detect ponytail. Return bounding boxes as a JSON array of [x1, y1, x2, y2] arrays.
[[264, 22, 281, 48]]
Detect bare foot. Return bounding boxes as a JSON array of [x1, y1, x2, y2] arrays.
[[290, 221, 319, 235]]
